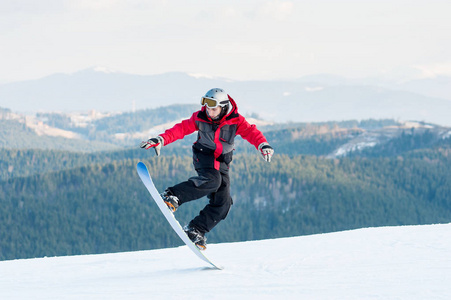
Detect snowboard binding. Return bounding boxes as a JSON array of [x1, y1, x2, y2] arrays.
[[184, 224, 207, 251]]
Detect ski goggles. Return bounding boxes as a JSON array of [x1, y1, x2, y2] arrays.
[[200, 97, 229, 108]]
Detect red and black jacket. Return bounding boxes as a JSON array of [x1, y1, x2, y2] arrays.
[[159, 96, 267, 171]]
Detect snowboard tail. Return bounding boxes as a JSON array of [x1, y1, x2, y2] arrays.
[[136, 162, 222, 270]]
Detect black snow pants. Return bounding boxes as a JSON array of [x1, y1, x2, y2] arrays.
[[168, 168, 233, 234]]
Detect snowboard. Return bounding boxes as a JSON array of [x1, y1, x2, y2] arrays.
[[136, 162, 223, 270]]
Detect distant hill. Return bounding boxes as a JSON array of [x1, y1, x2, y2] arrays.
[[385, 75, 451, 102], [1, 104, 450, 159], [296, 73, 451, 102], [1, 68, 451, 126], [0, 119, 119, 152], [0, 104, 199, 151]]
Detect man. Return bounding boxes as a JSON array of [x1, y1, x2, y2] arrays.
[[141, 88, 274, 250]]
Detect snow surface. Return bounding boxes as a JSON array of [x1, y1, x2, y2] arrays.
[[1, 224, 450, 299]]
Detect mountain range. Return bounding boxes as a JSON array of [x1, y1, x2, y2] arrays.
[[2, 103, 450, 159], [1, 68, 450, 126]]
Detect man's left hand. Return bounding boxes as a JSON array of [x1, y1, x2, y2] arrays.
[[258, 142, 274, 162]]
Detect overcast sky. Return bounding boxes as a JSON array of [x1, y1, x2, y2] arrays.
[[1, 0, 450, 82]]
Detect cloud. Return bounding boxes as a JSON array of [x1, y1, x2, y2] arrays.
[[414, 62, 451, 78], [0, 0, 67, 14], [260, 1, 294, 20], [68, 0, 121, 10], [67, 0, 162, 11]]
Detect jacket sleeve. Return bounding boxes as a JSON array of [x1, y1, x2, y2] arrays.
[[236, 115, 268, 149], [159, 112, 198, 146]]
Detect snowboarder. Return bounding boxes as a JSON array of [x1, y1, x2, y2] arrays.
[[140, 88, 274, 250]]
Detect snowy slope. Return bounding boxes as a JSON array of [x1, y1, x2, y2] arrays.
[[1, 224, 450, 299]]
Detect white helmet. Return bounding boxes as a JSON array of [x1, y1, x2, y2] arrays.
[[200, 88, 230, 108]]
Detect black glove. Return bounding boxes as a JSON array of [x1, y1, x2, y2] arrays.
[[140, 136, 164, 156]]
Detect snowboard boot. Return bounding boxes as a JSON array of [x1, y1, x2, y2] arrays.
[[183, 224, 207, 250], [160, 189, 180, 213]]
